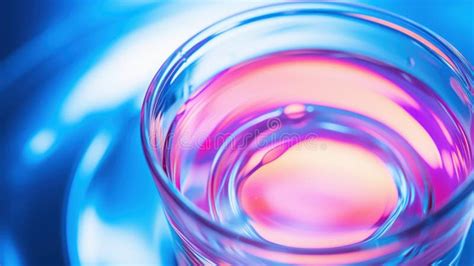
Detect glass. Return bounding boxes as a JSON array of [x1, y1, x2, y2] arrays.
[[141, 2, 473, 264]]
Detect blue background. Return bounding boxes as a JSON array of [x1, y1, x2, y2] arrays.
[[1, 1, 473, 265]]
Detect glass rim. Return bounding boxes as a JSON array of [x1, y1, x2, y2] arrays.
[[141, 2, 474, 255]]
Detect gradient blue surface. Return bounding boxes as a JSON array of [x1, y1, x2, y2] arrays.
[[1, 1, 473, 265]]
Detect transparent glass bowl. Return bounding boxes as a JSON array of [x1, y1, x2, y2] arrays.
[[141, 2, 473, 264]]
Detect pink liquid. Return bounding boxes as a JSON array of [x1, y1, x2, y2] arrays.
[[162, 50, 471, 248]]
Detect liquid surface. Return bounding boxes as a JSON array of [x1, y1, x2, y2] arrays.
[[163, 50, 471, 248]]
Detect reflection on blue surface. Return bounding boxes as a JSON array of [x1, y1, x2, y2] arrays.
[[24, 129, 57, 161], [65, 128, 174, 265], [1, 1, 472, 265], [1, 234, 23, 266]]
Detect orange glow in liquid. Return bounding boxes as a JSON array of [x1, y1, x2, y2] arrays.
[[239, 138, 398, 247]]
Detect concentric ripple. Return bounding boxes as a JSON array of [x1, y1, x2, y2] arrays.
[[162, 50, 471, 249]]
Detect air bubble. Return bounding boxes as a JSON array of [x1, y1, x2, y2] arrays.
[[283, 104, 307, 119]]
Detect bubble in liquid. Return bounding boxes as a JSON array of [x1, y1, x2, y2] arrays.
[[283, 103, 307, 119]]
